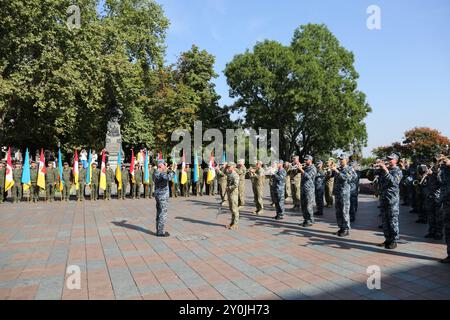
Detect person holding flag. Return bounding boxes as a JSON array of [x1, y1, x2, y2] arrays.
[[37, 149, 46, 201], [4, 148, 15, 202], [169, 152, 178, 198], [193, 152, 203, 196], [105, 162, 115, 200], [73, 150, 79, 193], [29, 160, 39, 202], [180, 152, 188, 197], [90, 162, 100, 201], [85, 150, 92, 187], [62, 162, 72, 202], [21, 148, 31, 202], [45, 161, 57, 202], [143, 150, 150, 199], [115, 149, 123, 199], [99, 150, 107, 199], [12, 161, 23, 203], [206, 154, 216, 196], [119, 162, 129, 200], [57, 149, 64, 201]]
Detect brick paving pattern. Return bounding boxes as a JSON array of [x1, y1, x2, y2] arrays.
[[1, 181, 449, 300]]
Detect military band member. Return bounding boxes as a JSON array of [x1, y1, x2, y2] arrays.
[[289, 156, 302, 211], [216, 162, 228, 205], [399, 159, 410, 206], [62, 162, 72, 201], [45, 162, 57, 202], [249, 160, 265, 215], [90, 163, 100, 201], [29, 161, 39, 202], [349, 161, 360, 223], [225, 162, 240, 229], [284, 162, 292, 200], [0, 162, 5, 203], [105, 163, 114, 200], [272, 161, 287, 220], [299, 155, 317, 227], [77, 162, 86, 201], [315, 160, 326, 216], [331, 155, 352, 237], [422, 162, 443, 240], [12, 162, 22, 203], [325, 158, 335, 208], [236, 159, 247, 208], [153, 160, 175, 237]]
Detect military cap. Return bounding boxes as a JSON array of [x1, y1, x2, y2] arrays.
[[227, 162, 236, 168], [157, 159, 166, 165], [278, 160, 284, 165], [316, 160, 323, 166], [386, 153, 399, 161], [63, 162, 69, 165], [304, 155, 313, 161]]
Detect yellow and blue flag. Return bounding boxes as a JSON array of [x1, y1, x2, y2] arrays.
[[21, 148, 31, 191]]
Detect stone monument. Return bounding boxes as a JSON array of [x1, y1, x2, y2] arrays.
[[105, 102, 123, 171]]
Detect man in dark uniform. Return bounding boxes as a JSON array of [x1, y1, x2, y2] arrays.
[[12, 162, 22, 203], [29, 161, 39, 202], [331, 155, 352, 237], [299, 155, 317, 227], [438, 155, 450, 263], [153, 160, 175, 237], [376, 154, 403, 249], [90, 163, 100, 201], [314, 160, 326, 216], [272, 161, 287, 220], [62, 162, 72, 201], [77, 162, 86, 201]]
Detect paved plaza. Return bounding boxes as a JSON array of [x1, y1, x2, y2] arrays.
[[0, 181, 449, 300]]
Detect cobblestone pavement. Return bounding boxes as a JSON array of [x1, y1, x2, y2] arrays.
[[0, 181, 449, 300]]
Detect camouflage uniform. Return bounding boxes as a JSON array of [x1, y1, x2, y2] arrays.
[[438, 164, 450, 257], [216, 166, 228, 203], [62, 167, 72, 201], [227, 169, 240, 227], [236, 164, 247, 207], [45, 166, 58, 202], [12, 167, 22, 203], [169, 168, 179, 198], [333, 165, 352, 232], [301, 164, 317, 224], [181, 167, 191, 197], [423, 170, 443, 238], [0, 165, 5, 203], [194, 167, 203, 196], [289, 165, 302, 209], [144, 166, 154, 199], [29, 166, 39, 202], [349, 168, 360, 221], [315, 167, 326, 215], [153, 168, 174, 235], [90, 167, 100, 201], [272, 167, 287, 219], [118, 167, 129, 199], [133, 167, 143, 199], [249, 166, 265, 214], [379, 166, 403, 244], [77, 167, 86, 201], [325, 170, 334, 207], [105, 167, 114, 200]]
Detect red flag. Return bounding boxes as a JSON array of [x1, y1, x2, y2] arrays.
[[37, 149, 46, 189], [5, 147, 14, 191], [130, 149, 135, 183]]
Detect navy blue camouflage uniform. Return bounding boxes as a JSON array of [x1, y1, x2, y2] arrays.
[[152, 169, 174, 236], [378, 166, 403, 244], [423, 170, 443, 237], [301, 165, 317, 223], [332, 165, 352, 231], [315, 168, 326, 215], [349, 168, 360, 221], [272, 168, 287, 218]]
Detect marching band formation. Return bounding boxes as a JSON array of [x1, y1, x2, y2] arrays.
[[1, 147, 450, 263]]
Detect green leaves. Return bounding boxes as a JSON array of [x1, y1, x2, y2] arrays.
[[225, 24, 371, 159]]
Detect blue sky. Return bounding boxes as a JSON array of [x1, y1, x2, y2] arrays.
[[155, 0, 450, 156]]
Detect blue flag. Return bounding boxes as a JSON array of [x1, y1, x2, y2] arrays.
[[222, 152, 227, 164], [193, 152, 199, 183], [144, 151, 149, 184], [58, 149, 64, 191], [86, 150, 92, 185], [21, 148, 31, 189]]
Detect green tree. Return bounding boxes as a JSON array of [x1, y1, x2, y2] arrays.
[[224, 24, 371, 160]]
